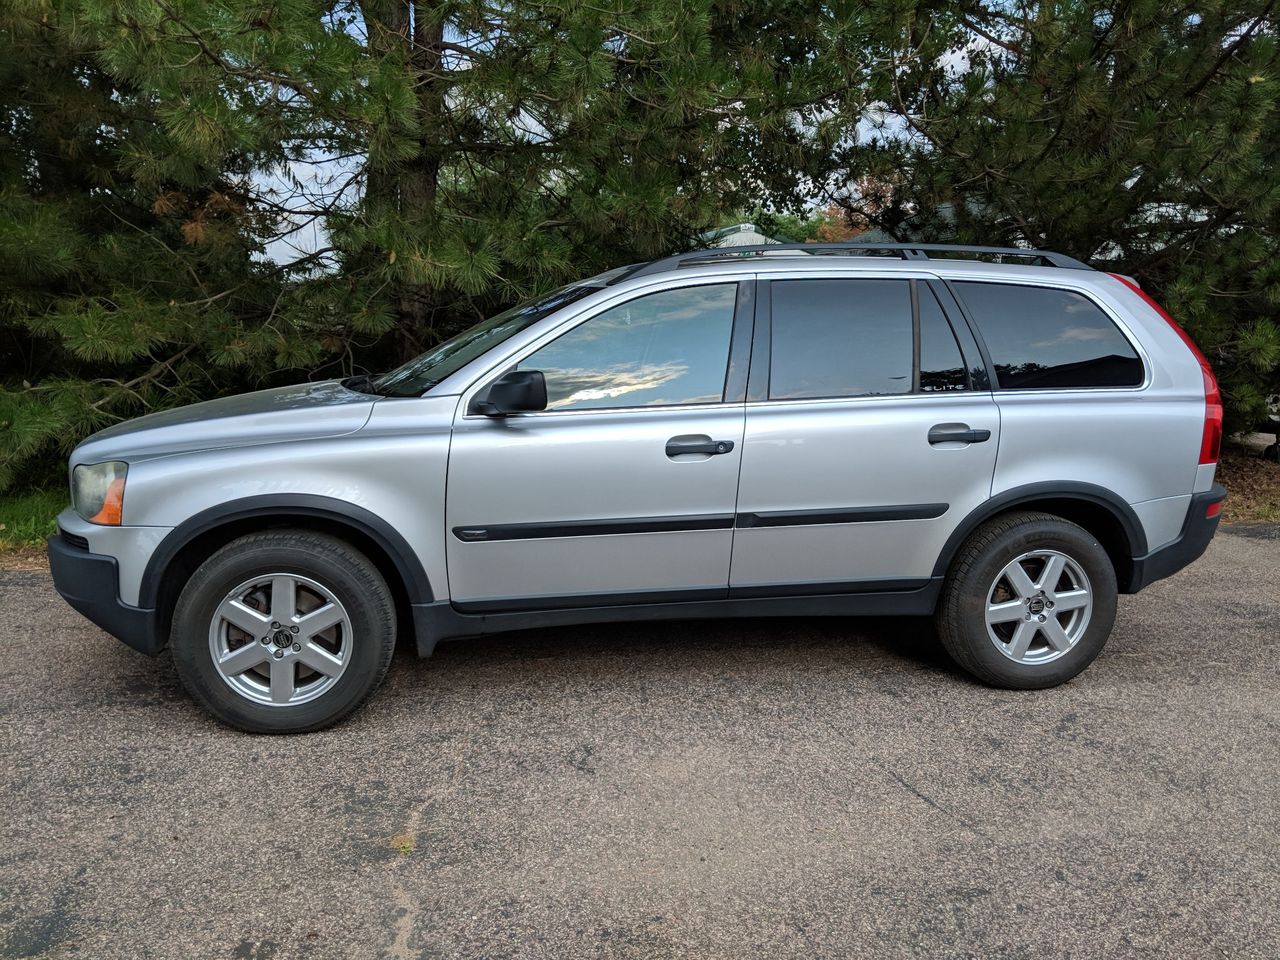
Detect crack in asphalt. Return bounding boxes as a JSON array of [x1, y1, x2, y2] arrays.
[[382, 749, 467, 960]]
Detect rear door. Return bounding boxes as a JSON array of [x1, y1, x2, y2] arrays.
[[729, 274, 999, 593], [446, 279, 753, 609]]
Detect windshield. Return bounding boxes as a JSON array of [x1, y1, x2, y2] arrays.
[[372, 282, 600, 397]]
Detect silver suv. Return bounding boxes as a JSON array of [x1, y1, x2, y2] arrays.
[[48, 243, 1227, 732]]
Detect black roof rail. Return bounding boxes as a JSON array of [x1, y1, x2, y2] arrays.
[[622, 242, 1093, 280]]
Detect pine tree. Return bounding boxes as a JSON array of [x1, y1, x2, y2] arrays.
[[827, 0, 1280, 432], [0, 1, 343, 488], [1, 0, 861, 489], [75, 0, 868, 353]]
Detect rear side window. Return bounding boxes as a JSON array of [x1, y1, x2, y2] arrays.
[[955, 282, 1144, 389], [769, 279, 913, 399]]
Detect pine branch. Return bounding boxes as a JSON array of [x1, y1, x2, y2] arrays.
[[1186, 0, 1279, 98], [89, 345, 197, 411], [959, 16, 1025, 58], [151, 0, 371, 128], [99, 203, 208, 299]]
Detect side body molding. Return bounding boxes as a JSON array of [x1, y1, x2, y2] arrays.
[[138, 494, 435, 609], [930, 481, 1148, 581]]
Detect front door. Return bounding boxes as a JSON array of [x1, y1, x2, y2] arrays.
[[446, 280, 752, 609], [730, 275, 1000, 593]]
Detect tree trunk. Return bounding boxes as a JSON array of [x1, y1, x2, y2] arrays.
[[359, 0, 443, 343], [359, 0, 409, 212], [392, 1, 444, 339], [403, 0, 443, 214]]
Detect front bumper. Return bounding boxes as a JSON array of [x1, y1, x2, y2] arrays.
[[1127, 484, 1227, 593], [47, 532, 164, 656]]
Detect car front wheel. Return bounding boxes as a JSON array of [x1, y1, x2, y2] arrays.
[[170, 530, 396, 733]]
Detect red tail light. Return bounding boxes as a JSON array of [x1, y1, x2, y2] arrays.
[[1198, 368, 1224, 464], [1110, 274, 1222, 465]]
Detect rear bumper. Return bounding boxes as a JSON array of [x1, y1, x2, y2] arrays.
[[1126, 484, 1227, 593], [47, 533, 164, 656]]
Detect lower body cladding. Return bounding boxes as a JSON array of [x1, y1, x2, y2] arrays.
[[48, 485, 1227, 659], [411, 578, 944, 655]]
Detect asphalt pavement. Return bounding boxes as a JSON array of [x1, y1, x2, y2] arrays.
[[2, 527, 1278, 959]]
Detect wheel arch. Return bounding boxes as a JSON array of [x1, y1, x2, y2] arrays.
[[141, 495, 433, 647], [933, 483, 1147, 591]]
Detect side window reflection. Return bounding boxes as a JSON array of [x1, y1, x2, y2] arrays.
[[521, 284, 738, 411]]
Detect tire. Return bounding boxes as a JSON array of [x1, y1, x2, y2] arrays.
[[170, 530, 396, 733], [936, 511, 1117, 689]]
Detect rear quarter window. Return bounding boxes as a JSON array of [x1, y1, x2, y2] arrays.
[[955, 282, 1144, 389]]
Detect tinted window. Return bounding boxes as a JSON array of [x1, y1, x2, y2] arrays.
[[956, 282, 1144, 389], [919, 286, 968, 392], [521, 284, 737, 411], [769, 279, 912, 399]]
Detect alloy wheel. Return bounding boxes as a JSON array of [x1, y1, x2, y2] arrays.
[[984, 549, 1093, 665], [207, 573, 353, 706]]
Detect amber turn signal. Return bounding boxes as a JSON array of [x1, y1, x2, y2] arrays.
[[89, 477, 126, 525]]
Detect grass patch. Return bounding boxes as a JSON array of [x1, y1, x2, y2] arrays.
[[387, 831, 417, 856], [1218, 446, 1280, 524], [0, 488, 66, 548]]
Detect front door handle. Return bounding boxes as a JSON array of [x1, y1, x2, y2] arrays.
[[666, 434, 735, 457], [928, 423, 992, 445]]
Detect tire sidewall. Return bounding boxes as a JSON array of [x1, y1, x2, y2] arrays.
[[171, 536, 394, 733], [950, 520, 1117, 688]]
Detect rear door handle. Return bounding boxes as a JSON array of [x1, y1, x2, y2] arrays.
[[666, 434, 735, 457], [928, 423, 992, 445]]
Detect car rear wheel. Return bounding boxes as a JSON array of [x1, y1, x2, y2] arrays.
[[936, 511, 1117, 689], [170, 530, 396, 733]]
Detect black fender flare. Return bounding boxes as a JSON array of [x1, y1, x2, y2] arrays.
[[930, 481, 1147, 580], [139, 494, 434, 608]]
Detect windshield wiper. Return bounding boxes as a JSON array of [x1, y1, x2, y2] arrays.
[[340, 374, 385, 396], [377, 378, 438, 398]]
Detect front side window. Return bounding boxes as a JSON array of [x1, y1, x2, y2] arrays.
[[955, 282, 1144, 389], [520, 283, 738, 411], [769, 279, 913, 400]]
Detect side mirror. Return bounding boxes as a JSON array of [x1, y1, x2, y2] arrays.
[[471, 369, 548, 417]]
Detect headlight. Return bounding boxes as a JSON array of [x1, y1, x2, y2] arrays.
[[72, 461, 128, 525]]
